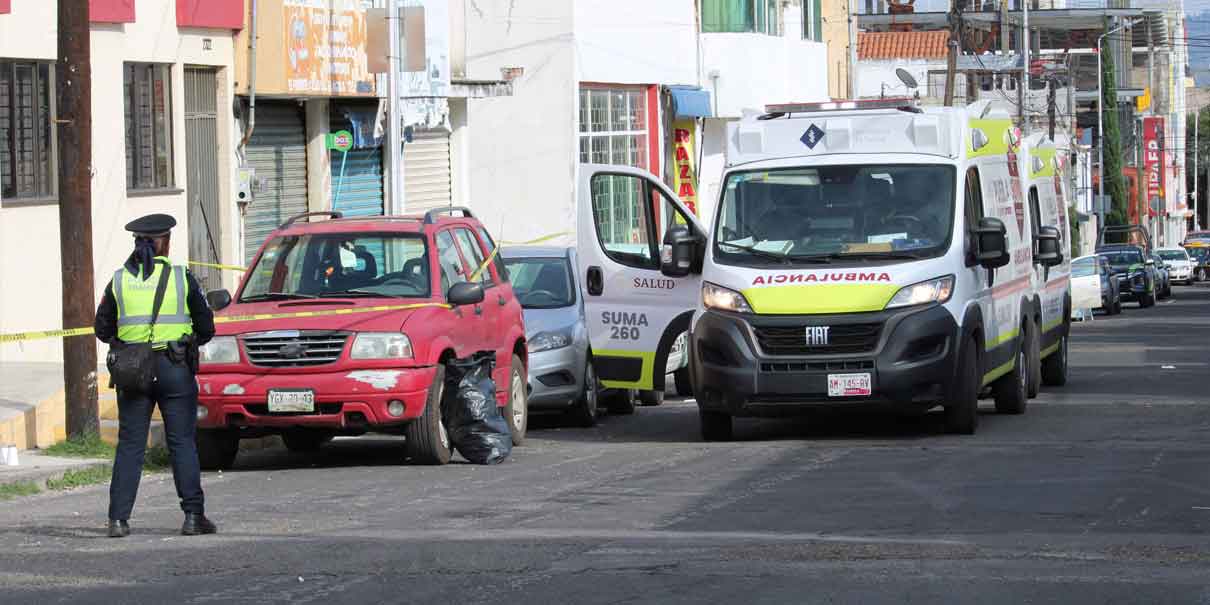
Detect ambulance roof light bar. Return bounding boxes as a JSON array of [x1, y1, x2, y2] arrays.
[[761, 98, 919, 119]]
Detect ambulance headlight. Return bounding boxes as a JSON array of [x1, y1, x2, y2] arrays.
[[702, 282, 753, 313], [199, 337, 239, 364], [885, 275, 955, 309]]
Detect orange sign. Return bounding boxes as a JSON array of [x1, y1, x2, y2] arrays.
[[284, 0, 375, 96]]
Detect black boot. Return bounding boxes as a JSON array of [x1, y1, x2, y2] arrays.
[[181, 513, 217, 536], [107, 520, 130, 538]]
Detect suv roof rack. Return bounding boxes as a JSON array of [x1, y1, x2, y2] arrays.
[[281, 211, 343, 228], [423, 206, 475, 224]]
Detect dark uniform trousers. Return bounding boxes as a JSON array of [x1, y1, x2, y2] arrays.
[[109, 352, 205, 521]]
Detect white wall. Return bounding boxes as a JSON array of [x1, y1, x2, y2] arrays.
[[855, 59, 939, 100], [464, 0, 578, 245], [574, 0, 698, 86], [0, 0, 236, 363]]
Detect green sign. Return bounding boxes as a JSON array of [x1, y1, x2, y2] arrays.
[[326, 130, 353, 152]]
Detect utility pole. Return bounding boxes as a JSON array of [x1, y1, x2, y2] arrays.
[[1021, 0, 1030, 130], [387, 0, 405, 214], [57, 0, 98, 439], [1195, 104, 1200, 231], [847, 0, 857, 99], [943, 0, 961, 107]]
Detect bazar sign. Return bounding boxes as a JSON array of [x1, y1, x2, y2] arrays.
[[672, 120, 699, 217], [1143, 117, 1165, 201], [284, 0, 375, 96]]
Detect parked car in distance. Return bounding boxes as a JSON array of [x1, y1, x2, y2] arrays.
[[1184, 243, 1210, 282], [195, 208, 528, 469], [501, 246, 601, 426], [1096, 244, 1157, 308], [1072, 254, 1120, 315], [1155, 247, 1194, 285], [1150, 252, 1172, 299]]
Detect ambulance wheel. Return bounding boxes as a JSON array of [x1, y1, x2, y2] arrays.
[[945, 337, 979, 435], [604, 388, 637, 415], [1041, 333, 1069, 387], [405, 365, 452, 465], [197, 429, 239, 471], [699, 409, 733, 442], [639, 389, 665, 406], [993, 327, 1029, 415], [674, 367, 693, 397], [505, 354, 528, 446], [1025, 321, 1041, 399]]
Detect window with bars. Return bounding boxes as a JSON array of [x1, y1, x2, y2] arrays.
[[700, 0, 783, 35], [0, 60, 56, 202], [578, 87, 651, 248], [124, 63, 174, 191]]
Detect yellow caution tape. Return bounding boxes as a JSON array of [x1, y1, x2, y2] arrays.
[[2, 303, 452, 343], [188, 260, 248, 272], [0, 327, 96, 344], [5, 231, 575, 343]]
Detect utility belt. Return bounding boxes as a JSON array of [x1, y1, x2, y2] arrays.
[[164, 336, 200, 374]]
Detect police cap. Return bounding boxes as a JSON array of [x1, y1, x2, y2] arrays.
[[124, 213, 176, 237]]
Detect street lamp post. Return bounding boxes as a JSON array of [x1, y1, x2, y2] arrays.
[[1096, 19, 1139, 226]]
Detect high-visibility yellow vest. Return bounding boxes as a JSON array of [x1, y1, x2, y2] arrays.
[[113, 257, 193, 345]]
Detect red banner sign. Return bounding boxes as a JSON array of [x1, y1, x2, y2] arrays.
[[1143, 117, 1165, 203]]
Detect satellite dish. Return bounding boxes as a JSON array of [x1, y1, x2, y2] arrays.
[[896, 68, 918, 89]]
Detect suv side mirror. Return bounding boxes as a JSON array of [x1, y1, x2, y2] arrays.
[[660, 224, 703, 278], [447, 281, 485, 306], [1035, 226, 1063, 267], [206, 289, 232, 311], [974, 217, 1010, 269]]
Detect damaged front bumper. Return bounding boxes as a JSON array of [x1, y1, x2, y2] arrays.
[[196, 366, 438, 431]]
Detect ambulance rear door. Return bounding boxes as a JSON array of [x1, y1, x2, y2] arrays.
[[576, 164, 705, 391]]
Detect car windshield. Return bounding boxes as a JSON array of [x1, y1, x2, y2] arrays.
[[1071, 258, 1097, 277], [714, 164, 956, 265], [1157, 250, 1187, 261], [503, 257, 575, 309], [1098, 249, 1143, 266], [1188, 247, 1209, 261], [240, 233, 431, 301]]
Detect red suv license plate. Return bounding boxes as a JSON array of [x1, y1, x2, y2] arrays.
[[267, 389, 316, 413]]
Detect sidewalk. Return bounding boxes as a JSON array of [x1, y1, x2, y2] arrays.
[[0, 449, 110, 490]]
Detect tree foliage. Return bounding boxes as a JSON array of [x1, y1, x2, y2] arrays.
[[1100, 42, 1129, 226]]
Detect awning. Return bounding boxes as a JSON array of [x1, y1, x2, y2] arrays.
[[668, 86, 713, 119]]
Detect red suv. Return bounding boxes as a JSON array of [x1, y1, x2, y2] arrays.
[[195, 208, 527, 468]]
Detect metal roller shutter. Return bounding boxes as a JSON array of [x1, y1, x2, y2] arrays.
[[330, 106, 384, 218], [244, 103, 307, 265], [403, 128, 452, 214]]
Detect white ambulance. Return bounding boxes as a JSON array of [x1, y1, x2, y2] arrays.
[[575, 99, 1067, 439], [1020, 133, 1075, 393]]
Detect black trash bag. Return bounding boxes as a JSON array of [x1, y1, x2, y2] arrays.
[[443, 352, 512, 464]]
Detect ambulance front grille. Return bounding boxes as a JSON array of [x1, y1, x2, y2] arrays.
[[752, 322, 883, 356]]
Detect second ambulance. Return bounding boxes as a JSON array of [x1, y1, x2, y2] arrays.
[[574, 98, 1069, 440]]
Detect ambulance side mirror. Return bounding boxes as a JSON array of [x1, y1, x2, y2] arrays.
[[206, 289, 232, 311], [974, 217, 1010, 270], [661, 224, 703, 278], [1035, 226, 1063, 267]]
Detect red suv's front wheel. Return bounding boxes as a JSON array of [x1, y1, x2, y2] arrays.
[[406, 365, 452, 465]]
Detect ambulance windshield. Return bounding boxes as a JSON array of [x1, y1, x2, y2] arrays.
[[714, 165, 956, 265]]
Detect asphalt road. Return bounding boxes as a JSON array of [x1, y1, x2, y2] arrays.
[[2, 286, 1209, 604]]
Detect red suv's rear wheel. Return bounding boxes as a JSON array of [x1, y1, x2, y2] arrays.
[[505, 354, 528, 446]]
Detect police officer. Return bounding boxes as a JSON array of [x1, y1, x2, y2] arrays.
[[94, 214, 217, 538]]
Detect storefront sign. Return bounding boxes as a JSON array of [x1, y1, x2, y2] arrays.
[[1143, 116, 1165, 202], [671, 120, 698, 216], [284, 0, 375, 96]]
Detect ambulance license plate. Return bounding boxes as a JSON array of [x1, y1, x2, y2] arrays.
[[827, 373, 872, 397], [267, 389, 315, 413]]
